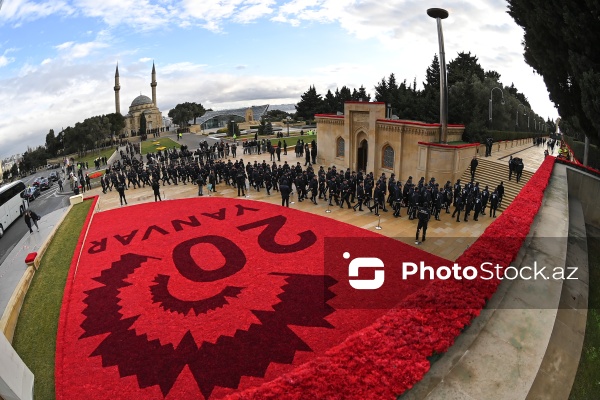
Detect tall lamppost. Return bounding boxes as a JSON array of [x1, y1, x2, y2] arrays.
[[516, 103, 526, 128], [427, 8, 449, 144], [489, 87, 504, 127], [286, 116, 291, 137]]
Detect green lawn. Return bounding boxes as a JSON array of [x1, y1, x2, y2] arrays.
[[74, 147, 116, 166], [140, 137, 180, 155], [569, 226, 600, 399], [12, 200, 94, 400], [269, 134, 316, 148]]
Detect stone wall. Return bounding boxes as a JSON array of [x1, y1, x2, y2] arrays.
[[316, 101, 466, 181]]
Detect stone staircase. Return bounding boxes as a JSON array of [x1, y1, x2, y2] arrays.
[[459, 158, 534, 212]]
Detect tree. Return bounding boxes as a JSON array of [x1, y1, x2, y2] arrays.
[[336, 86, 353, 111], [228, 121, 239, 137], [105, 112, 126, 136], [45, 129, 58, 157], [11, 163, 19, 178], [295, 85, 324, 120], [265, 121, 273, 136], [323, 89, 337, 114], [447, 51, 485, 87], [508, 0, 600, 144], [352, 85, 371, 102], [139, 113, 147, 137], [485, 70, 501, 81], [421, 54, 441, 123]]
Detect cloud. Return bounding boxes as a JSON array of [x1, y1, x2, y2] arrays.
[[139, 57, 152, 62], [0, 0, 74, 25], [0, 48, 16, 67]]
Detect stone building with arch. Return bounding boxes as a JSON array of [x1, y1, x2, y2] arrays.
[[316, 101, 471, 184], [114, 63, 163, 136]]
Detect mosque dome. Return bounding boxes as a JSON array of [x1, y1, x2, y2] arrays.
[[131, 95, 153, 107]]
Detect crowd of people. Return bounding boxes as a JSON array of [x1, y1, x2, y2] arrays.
[[92, 138, 512, 244]]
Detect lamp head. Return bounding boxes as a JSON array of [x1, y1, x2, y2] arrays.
[[427, 8, 449, 19]]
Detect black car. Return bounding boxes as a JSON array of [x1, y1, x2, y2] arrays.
[[49, 172, 59, 181], [21, 186, 41, 201], [39, 177, 52, 190]]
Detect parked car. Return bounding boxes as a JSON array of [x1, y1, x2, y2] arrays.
[[39, 177, 52, 190], [21, 186, 41, 201], [49, 172, 59, 181], [32, 177, 42, 187]]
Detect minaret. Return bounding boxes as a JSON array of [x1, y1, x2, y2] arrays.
[[114, 64, 121, 115], [151, 62, 157, 107]]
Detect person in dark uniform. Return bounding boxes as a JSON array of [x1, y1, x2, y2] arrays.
[[340, 179, 352, 209], [392, 181, 403, 218], [24, 210, 40, 233], [197, 172, 205, 196], [508, 155, 514, 180], [416, 202, 430, 243], [369, 183, 382, 216], [152, 178, 161, 201], [464, 191, 474, 222], [116, 181, 127, 206], [490, 189, 499, 217], [515, 158, 524, 183], [473, 195, 483, 221], [452, 192, 463, 222], [280, 181, 291, 207], [353, 181, 365, 211], [470, 156, 478, 181], [236, 169, 246, 196], [434, 189, 444, 220], [309, 175, 318, 204], [497, 182, 505, 208]]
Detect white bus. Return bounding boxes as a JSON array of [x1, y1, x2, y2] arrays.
[[0, 180, 27, 238]]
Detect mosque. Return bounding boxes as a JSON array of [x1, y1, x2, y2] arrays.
[[114, 63, 163, 136]]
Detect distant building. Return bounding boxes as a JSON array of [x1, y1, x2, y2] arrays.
[[114, 63, 163, 136]]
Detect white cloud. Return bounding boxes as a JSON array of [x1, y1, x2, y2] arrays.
[[139, 57, 152, 62], [0, 0, 74, 25]]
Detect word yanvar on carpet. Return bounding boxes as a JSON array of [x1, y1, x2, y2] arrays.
[[55, 197, 452, 399]]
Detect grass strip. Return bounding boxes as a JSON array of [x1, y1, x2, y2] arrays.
[[569, 226, 600, 399], [12, 200, 94, 400], [74, 147, 116, 167], [140, 137, 181, 155]]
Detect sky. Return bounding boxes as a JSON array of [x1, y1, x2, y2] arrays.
[[0, 0, 558, 159]]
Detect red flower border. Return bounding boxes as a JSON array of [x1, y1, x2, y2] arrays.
[[227, 157, 557, 399]]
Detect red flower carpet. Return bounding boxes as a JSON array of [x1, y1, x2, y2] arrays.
[[55, 197, 453, 399], [56, 157, 555, 400]]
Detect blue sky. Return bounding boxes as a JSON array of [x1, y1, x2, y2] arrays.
[[0, 0, 558, 159]]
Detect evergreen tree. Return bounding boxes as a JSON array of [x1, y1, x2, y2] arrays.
[[139, 113, 147, 137], [323, 89, 337, 113], [508, 0, 600, 142], [265, 121, 273, 136], [447, 52, 485, 87], [295, 85, 324, 120]]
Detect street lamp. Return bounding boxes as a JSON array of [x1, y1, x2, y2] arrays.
[[516, 103, 526, 128], [286, 116, 291, 137], [427, 8, 449, 144], [489, 87, 504, 128]]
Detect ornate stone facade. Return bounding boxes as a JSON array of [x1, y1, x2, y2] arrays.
[[316, 101, 469, 184]]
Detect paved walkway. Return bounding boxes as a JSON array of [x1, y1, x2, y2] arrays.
[[89, 141, 546, 261], [0, 207, 70, 314]]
